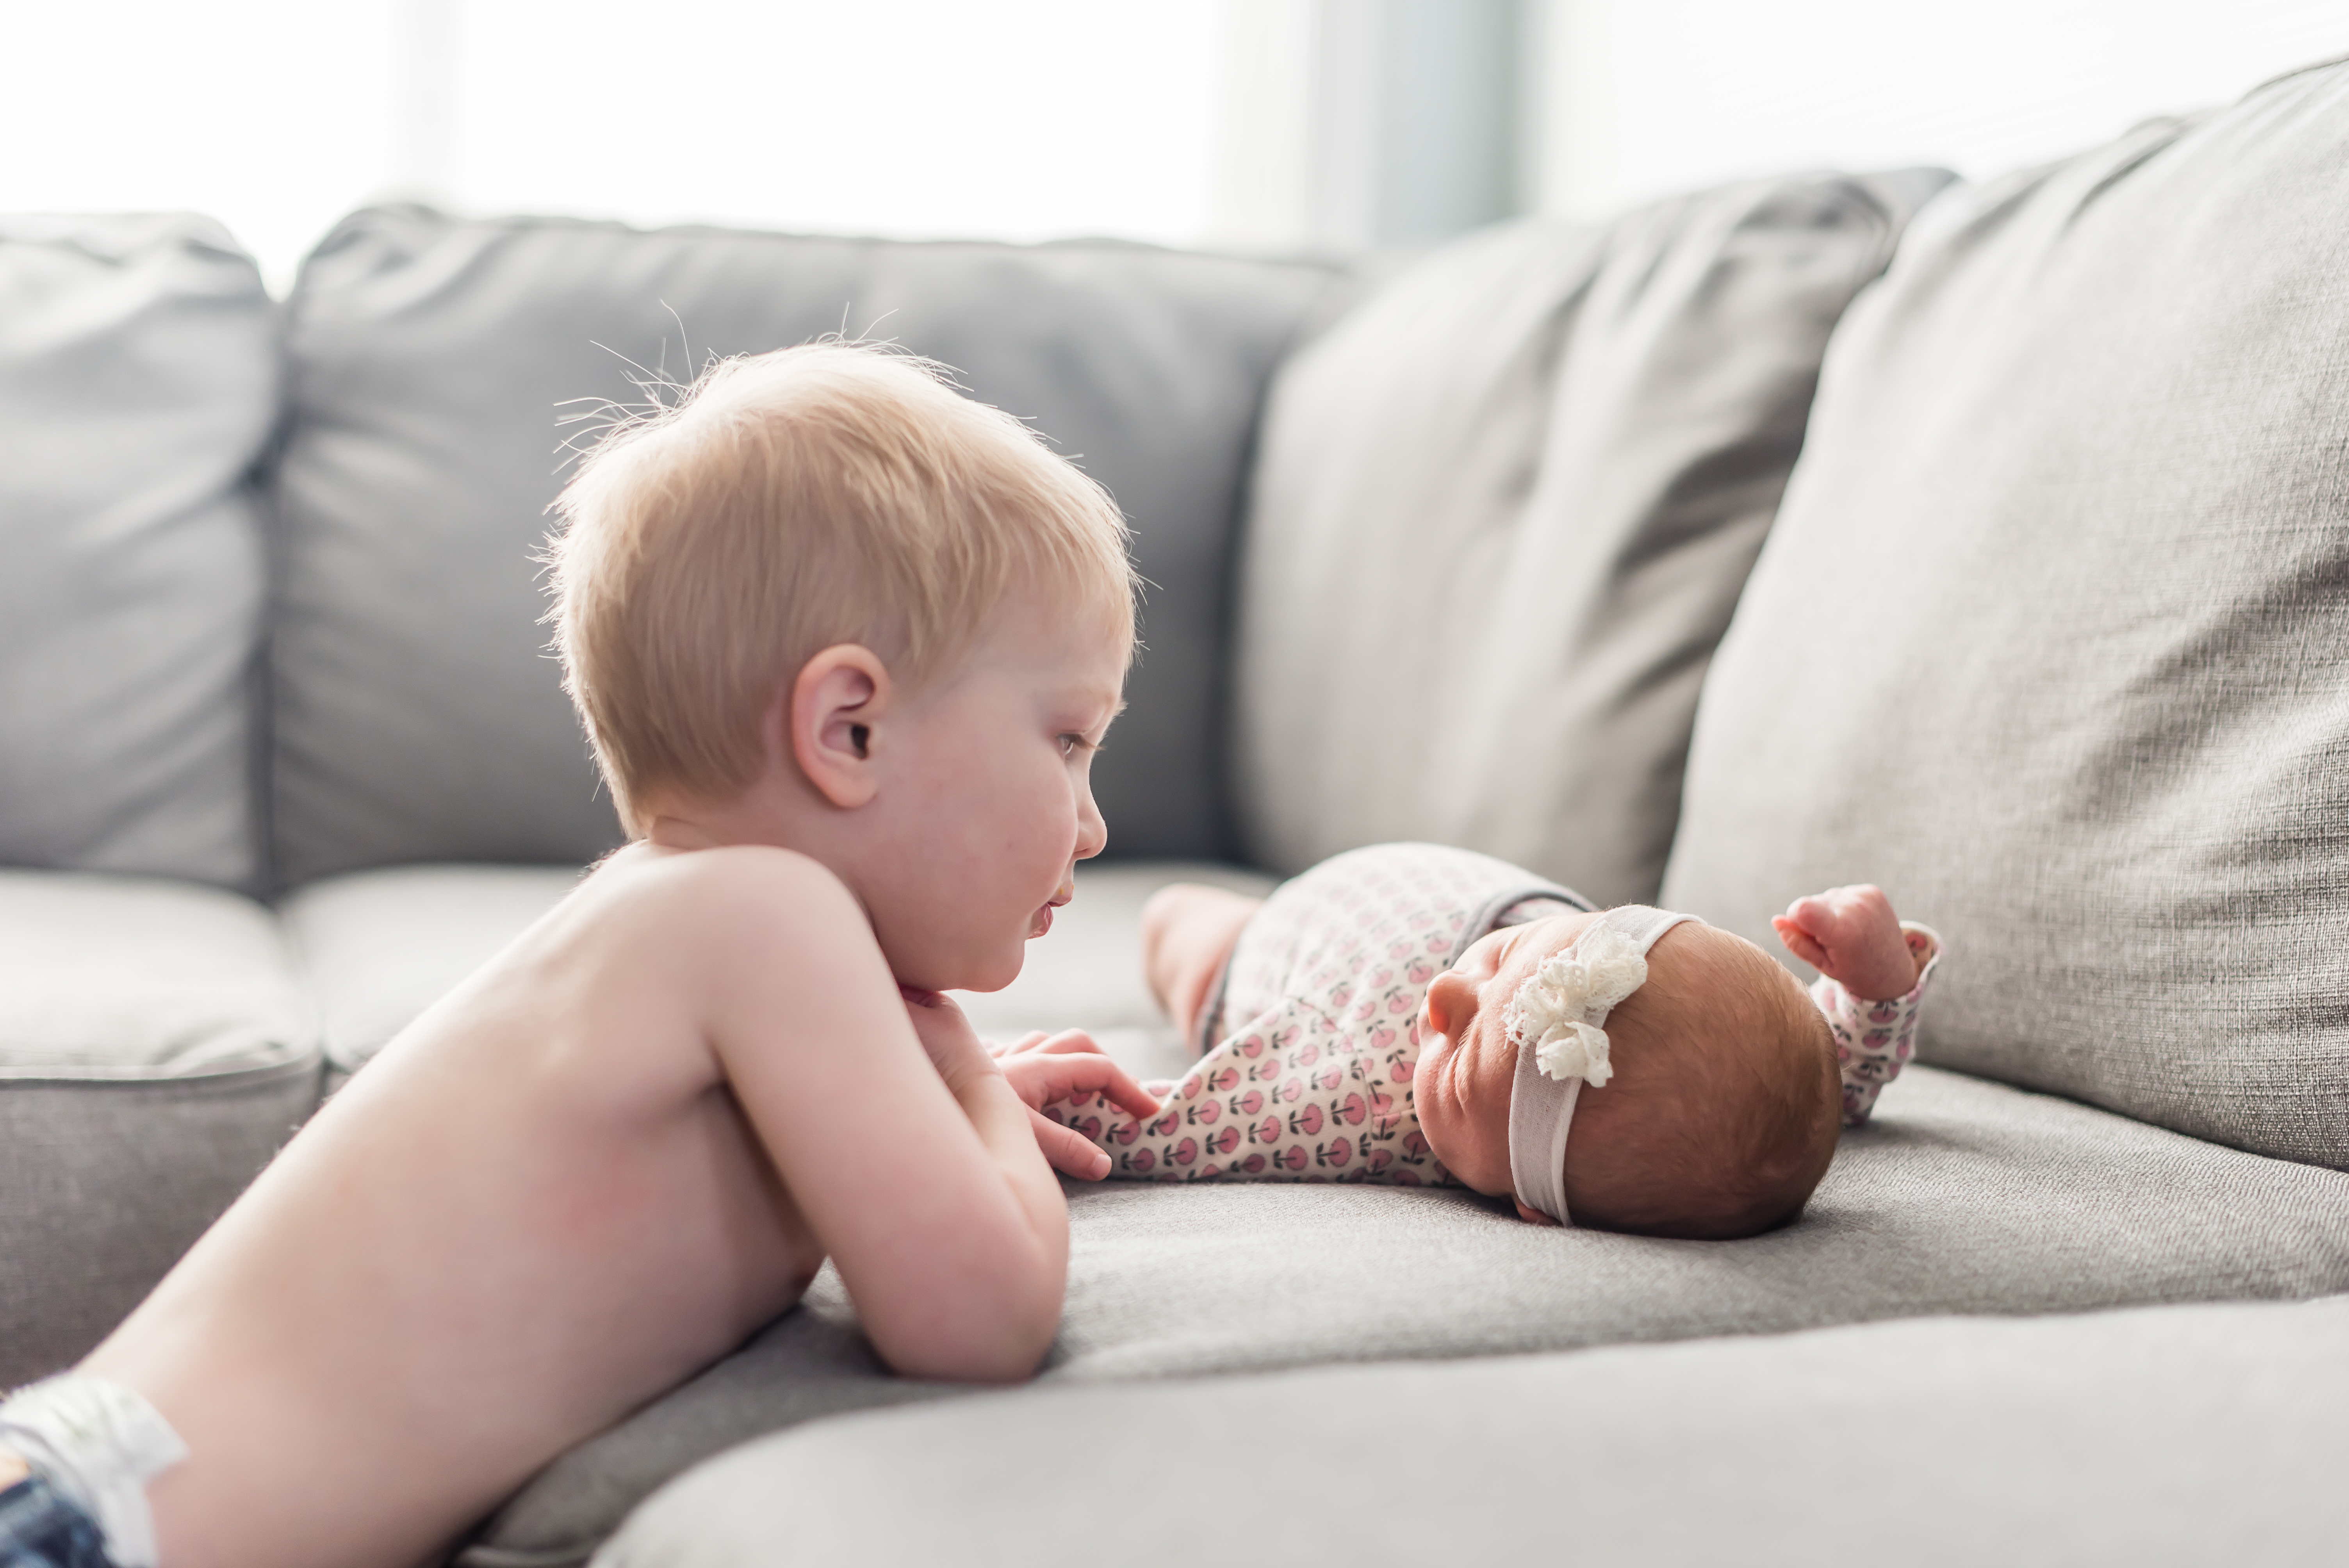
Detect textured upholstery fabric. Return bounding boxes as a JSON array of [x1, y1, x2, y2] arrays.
[[269, 209, 1333, 887], [1662, 64, 2349, 1169], [0, 872, 319, 1383], [1231, 171, 1951, 906], [597, 1294, 2349, 1568], [462, 1065, 2349, 1563], [0, 214, 275, 888]]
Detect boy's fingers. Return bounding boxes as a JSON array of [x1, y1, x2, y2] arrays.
[[1027, 1108, 1111, 1179], [1059, 1055, 1160, 1119], [1026, 1029, 1104, 1057]]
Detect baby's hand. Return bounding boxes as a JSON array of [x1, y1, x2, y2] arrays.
[[993, 1029, 1160, 1181], [1771, 885, 1921, 1001]]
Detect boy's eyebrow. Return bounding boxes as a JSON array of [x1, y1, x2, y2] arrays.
[[1052, 688, 1124, 730]]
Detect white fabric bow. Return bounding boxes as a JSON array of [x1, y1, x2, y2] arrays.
[[1504, 924, 1650, 1087]]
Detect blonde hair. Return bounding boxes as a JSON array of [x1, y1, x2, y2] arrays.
[[545, 342, 1137, 832]]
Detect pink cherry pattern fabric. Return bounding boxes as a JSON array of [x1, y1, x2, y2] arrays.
[[1044, 844, 1945, 1183], [1041, 843, 1585, 1185], [1819, 923, 1943, 1127]]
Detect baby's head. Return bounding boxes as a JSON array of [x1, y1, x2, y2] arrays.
[[547, 342, 1137, 988], [1415, 909, 1839, 1239]]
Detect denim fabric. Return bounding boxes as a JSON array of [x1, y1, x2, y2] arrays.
[[0, 1475, 114, 1568]]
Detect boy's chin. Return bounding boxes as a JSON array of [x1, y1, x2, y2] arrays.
[[936, 944, 1030, 996]]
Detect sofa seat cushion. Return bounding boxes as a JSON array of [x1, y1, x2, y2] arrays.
[[460, 1064, 2349, 1564], [280, 864, 587, 1078], [0, 871, 320, 1383], [282, 860, 1274, 1082], [1663, 61, 2349, 1170], [597, 1292, 2349, 1568]]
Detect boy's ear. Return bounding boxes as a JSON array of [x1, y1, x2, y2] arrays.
[[781, 644, 891, 809]]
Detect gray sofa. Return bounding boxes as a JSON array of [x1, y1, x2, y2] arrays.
[[8, 56, 2349, 1568]]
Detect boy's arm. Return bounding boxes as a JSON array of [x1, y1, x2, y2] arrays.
[[686, 851, 1091, 1383], [1773, 886, 1944, 1128]]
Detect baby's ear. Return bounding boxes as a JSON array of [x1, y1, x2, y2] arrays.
[[785, 644, 890, 809]]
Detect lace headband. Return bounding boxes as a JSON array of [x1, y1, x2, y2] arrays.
[[1505, 904, 1700, 1226]]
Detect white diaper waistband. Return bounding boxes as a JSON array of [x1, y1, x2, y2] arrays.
[[0, 1374, 185, 1568]]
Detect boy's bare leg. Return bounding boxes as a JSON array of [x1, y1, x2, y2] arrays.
[[1140, 885, 1264, 1048]]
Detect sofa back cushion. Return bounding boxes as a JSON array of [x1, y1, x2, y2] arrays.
[[269, 209, 1330, 888], [1229, 172, 1948, 906], [1662, 62, 2349, 1170], [0, 214, 276, 888]]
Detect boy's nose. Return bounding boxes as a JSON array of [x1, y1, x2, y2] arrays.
[[1073, 784, 1108, 861]]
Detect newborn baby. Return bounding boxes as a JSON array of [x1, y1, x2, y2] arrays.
[[1031, 843, 1941, 1238]]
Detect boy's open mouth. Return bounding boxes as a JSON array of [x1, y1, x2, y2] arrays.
[[1031, 890, 1071, 939]]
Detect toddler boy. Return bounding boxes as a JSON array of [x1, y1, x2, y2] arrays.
[[0, 344, 1158, 1568]]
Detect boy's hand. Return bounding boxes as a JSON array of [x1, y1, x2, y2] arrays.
[[986, 1030, 1052, 1058], [992, 1029, 1160, 1181], [897, 984, 995, 1089], [1772, 884, 1922, 1001]]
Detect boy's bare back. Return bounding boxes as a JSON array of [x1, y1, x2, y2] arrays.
[[88, 846, 856, 1568]]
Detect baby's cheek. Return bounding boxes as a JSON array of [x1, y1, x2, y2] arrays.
[[1452, 1083, 1520, 1196]]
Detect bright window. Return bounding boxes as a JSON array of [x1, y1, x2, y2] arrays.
[[1529, 0, 2349, 217]]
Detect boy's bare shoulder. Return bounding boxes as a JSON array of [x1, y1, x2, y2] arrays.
[[578, 843, 869, 964]]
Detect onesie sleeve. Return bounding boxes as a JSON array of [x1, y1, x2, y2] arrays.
[[1812, 923, 1943, 1128], [1039, 996, 1435, 1183]]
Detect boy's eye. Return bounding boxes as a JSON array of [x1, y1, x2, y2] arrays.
[[1059, 733, 1090, 757]]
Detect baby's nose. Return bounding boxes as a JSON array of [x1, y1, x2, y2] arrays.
[[1423, 968, 1478, 1041]]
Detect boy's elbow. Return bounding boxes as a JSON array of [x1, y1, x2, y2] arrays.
[[873, 1281, 1060, 1384], [886, 1332, 1052, 1386]]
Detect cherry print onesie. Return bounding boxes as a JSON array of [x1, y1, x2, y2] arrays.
[[1041, 843, 1941, 1186]]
